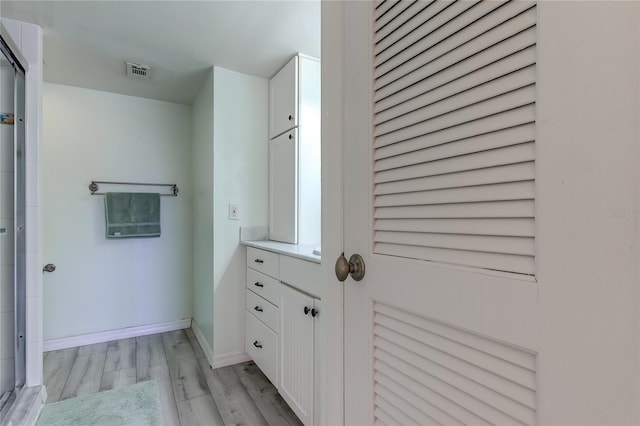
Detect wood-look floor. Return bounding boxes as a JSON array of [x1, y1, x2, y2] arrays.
[[43, 328, 302, 426]]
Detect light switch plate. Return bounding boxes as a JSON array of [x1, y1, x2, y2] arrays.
[[229, 203, 239, 220]]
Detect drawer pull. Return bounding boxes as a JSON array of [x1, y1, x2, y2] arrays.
[[254, 259, 264, 264], [254, 306, 263, 312], [304, 306, 311, 315], [253, 341, 263, 349], [311, 308, 319, 318], [254, 282, 264, 288]]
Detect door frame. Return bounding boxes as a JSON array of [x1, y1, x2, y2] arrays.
[[320, 1, 346, 425], [0, 27, 28, 391]]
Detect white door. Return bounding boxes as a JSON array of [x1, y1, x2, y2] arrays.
[[332, 1, 640, 425]]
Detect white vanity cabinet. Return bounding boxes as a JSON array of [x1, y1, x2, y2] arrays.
[[244, 245, 322, 426], [268, 54, 321, 245]]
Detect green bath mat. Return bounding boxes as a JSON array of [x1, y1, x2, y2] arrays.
[[36, 381, 161, 426]]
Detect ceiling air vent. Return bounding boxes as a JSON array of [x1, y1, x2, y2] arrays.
[[126, 62, 151, 80]]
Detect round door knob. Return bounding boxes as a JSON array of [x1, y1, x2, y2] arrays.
[[43, 263, 56, 273], [288, 114, 293, 121], [335, 253, 365, 282]]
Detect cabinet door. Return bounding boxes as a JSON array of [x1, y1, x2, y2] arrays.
[[269, 130, 298, 244], [279, 282, 315, 425], [270, 56, 298, 138]]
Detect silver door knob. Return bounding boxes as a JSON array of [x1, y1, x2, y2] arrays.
[[335, 253, 365, 282], [43, 264, 56, 273]]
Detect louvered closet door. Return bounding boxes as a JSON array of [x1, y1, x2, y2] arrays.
[[342, 1, 539, 424]]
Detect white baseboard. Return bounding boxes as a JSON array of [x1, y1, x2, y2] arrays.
[[190, 320, 250, 369], [43, 319, 192, 352], [190, 319, 213, 364], [212, 351, 251, 369]]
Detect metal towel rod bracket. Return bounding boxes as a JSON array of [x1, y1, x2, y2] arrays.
[[89, 180, 179, 196]]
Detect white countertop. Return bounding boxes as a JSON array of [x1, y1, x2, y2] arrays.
[[241, 240, 321, 264]]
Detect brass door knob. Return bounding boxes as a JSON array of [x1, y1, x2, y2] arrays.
[[335, 253, 365, 282]]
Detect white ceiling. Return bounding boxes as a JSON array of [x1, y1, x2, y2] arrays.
[[0, 1, 321, 105]]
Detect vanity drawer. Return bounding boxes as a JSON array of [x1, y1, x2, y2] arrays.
[[246, 289, 280, 333], [247, 247, 280, 278], [246, 311, 278, 387], [247, 268, 280, 307]]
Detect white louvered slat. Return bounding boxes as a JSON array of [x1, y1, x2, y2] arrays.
[[375, 38, 536, 114], [375, 331, 536, 408], [375, 85, 535, 147], [374, 200, 535, 219], [374, 161, 534, 195], [375, 303, 537, 373], [375, 0, 401, 20], [376, 383, 443, 425], [375, 162, 534, 196], [374, 181, 534, 207], [376, 341, 535, 423], [375, 243, 535, 274], [375, 231, 534, 256], [373, 407, 394, 426], [375, 367, 490, 426], [372, 0, 536, 276], [375, 217, 533, 237], [374, 0, 419, 35], [375, 0, 482, 69], [372, 302, 537, 425], [375, 394, 426, 426], [375, 142, 534, 184], [375, 8, 536, 99], [375, 372, 465, 425], [375, 106, 534, 160], [376, 349, 528, 425], [375, 124, 534, 171], [375, 1, 533, 83], [375, 49, 535, 124], [374, 66, 535, 136], [375, 1, 450, 55], [376, 315, 535, 392]]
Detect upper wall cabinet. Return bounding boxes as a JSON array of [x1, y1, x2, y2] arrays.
[[270, 58, 298, 138], [269, 54, 321, 244]]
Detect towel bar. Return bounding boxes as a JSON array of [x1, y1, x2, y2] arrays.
[[89, 180, 178, 196]]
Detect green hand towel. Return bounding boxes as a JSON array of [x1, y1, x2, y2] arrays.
[[105, 192, 161, 238]]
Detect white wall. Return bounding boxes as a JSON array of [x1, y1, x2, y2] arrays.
[[191, 68, 214, 356], [42, 83, 193, 340], [189, 66, 269, 366], [212, 66, 268, 363], [0, 60, 15, 393]]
